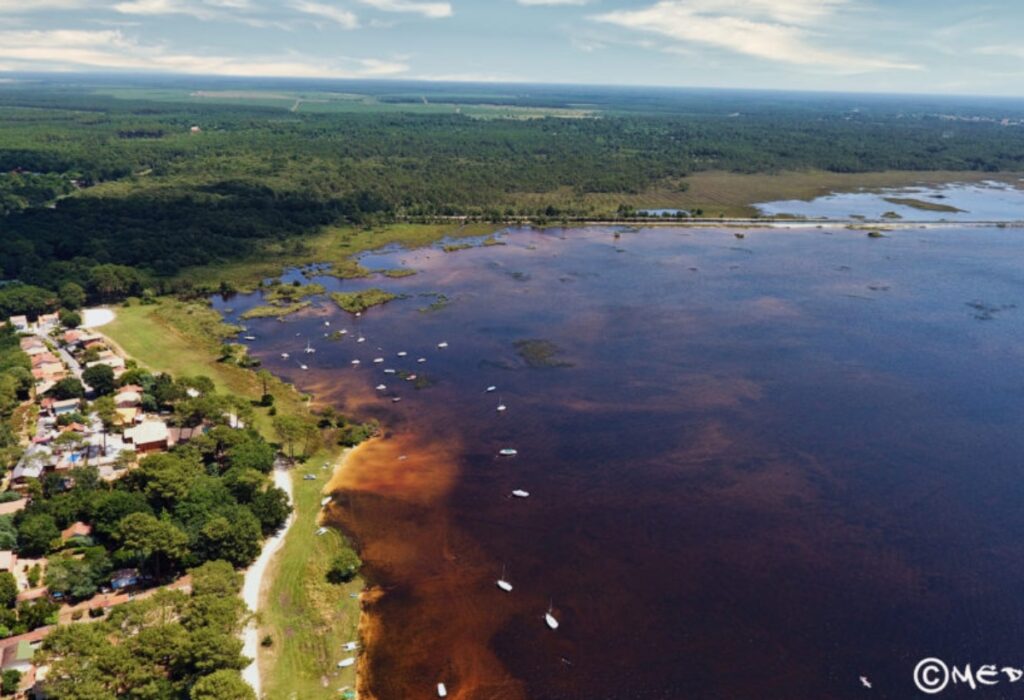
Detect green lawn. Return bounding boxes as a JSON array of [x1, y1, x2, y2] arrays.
[[259, 448, 362, 700], [174, 222, 500, 293]]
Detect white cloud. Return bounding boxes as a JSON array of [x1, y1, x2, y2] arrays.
[[976, 45, 1024, 60], [113, 0, 254, 19], [291, 0, 359, 28], [354, 0, 452, 19], [0, 28, 408, 78], [518, 0, 591, 5], [0, 0, 90, 9], [592, 0, 919, 73]]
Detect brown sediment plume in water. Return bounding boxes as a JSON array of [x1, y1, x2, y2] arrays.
[[328, 427, 527, 699]]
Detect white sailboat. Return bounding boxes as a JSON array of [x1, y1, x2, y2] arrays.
[[357, 337, 366, 343], [486, 385, 497, 393], [373, 358, 385, 364], [304, 339, 316, 354], [437, 341, 449, 349], [499, 448, 518, 457], [545, 602, 559, 630], [497, 398, 507, 412], [512, 490, 530, 499], [417, 357, 427, 363], [376, 384, 387, 391], [351, 359, 361, 366], [397, 351, 408, 357], [281, 352, 290, 359], [496, 565, 513, 592]]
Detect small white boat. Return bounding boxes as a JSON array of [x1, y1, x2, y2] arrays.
[[497, 402, 507, 412], [316, 527, 329, 536], [321, 496, 332, 506], [281, 352, 290, 359], [512, 490, 530, 498], [373, 358, 385, 364], [437, 341, 449, 349], [357, 337, 366, 343], [337, 657, 356, 668], [376, 384, 387, 391], [343, 641, 359, 652], [300, 364, 309, 371], [339, 329, 348, 335], [384, 369, 397, 374], [486, 386, 497, 393], [499, 448, 518, 457], [417, 358, 427, 363], [545, 603, 559, 630], [437, 683, 448, 698], [397, 351, 408, 357], [496, 564, 513, 592], [407, 374, 417, 381], [324, 321, 331, 327], [392, 397, 402, 403], [244, 335, 257, 341], [351, 359, 361, 366], [305, 341, 316, 354]]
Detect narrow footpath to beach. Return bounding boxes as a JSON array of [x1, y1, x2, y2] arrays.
[[242, 461, 295, 695]]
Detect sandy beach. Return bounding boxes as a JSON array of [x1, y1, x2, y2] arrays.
[[241, 463, 295, 695], [80, 307, 116, 329]]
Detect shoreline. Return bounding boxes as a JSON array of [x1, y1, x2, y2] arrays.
[[242, 462, 296, 695]]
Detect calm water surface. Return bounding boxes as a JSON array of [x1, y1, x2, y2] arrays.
[[218, 226, 1024, 699], [757, 181, 1024, 221]]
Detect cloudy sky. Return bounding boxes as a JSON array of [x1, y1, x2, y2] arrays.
[[0, 0, 1020, 95]]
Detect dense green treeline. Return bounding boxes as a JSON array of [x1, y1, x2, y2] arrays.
[[2, 80, 1024, 314]]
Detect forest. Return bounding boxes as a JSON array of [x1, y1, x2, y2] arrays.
[[2, 77, 1024, 315]]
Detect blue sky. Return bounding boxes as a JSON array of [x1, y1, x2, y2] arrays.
[[0, 0, 1020, 95]]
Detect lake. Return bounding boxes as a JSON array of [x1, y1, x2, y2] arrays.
[[217, 225, 1024, 699], [757, 180, 1024, 221]]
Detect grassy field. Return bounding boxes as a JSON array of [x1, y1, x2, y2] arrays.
[[174, 221, 500, 292], [94, 86, 597, 119], [511, 170, 1024, 218], [259, 447, 363, 700]]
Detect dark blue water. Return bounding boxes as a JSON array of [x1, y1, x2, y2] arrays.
[[218, 226, 1024, 699]]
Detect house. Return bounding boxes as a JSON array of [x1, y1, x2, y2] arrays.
[[60, 522, 92, 542], [31, 353, 63, 377], [0, 499, 28, 517], [36, 313, 59, 331], [110, 568, 140, 591], [0, 552, 16, 573], [51, 399, 81, 417], [114, 390, 142, 408], [0, 639, 35, 676], [87, 351, 125, 372], [8, 316, 28, 332], [19, 337, 47, 356], [61, 329, 84, 346], [10, 462, 44, 486], [124, 421, 169, 454]]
